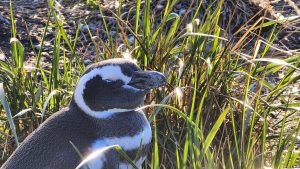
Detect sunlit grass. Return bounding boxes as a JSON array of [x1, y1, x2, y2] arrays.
[[0, 0, 300, 168]]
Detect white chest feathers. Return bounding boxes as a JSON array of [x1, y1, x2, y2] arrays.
[[86, 122, 152, 169]]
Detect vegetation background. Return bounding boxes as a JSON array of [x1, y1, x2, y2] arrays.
[[0, 0, 300, 168]]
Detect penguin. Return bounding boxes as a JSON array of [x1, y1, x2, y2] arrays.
[[1, 58, 166, 169]]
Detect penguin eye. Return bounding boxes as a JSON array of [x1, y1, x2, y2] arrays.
[[121, 64, 140, 77]]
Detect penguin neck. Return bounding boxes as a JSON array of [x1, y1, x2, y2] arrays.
[[70, 98, 141, 120]]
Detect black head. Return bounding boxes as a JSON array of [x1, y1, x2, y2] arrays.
[[73, 58, 166, 118]]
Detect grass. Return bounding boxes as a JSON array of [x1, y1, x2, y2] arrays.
[[1, 0, 300, 168]]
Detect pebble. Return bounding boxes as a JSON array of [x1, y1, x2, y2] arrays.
[[128, 36, 134, 45], [71, 13, 77, 17], [0, 14, 10, 25], [179, 9, 186, 16], [35, 44, 41, 50], [41, 52, 50, 57], [0, 53, 5, 60], [175, 4, 181, 9], [156, 4, 164, 10], [97, 14, 103, 18], [111, 31, 116, 37], [35, 41, 51, 50], [80, 24, 89, 33], [84, 59, 93, 65], [44, 42, 51, 47], [89, 24, 96, 31], [108, 19, 116, 27], [36, 72, 42, 80]]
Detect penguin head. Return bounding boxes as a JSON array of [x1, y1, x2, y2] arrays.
[[73, 58, 166, 118]]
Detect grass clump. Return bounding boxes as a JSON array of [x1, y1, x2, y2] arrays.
[[1, 0, 300, 168]]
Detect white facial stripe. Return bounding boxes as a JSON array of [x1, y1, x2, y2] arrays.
[[91, 122, 152, 151], [87, 108, 135, 119], [98, 65, 131, 83], [74, 65, 133, 118], [118, 157, 146, 169]]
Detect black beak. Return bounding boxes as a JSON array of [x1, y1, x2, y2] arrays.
[[128, 70, 167, 90]]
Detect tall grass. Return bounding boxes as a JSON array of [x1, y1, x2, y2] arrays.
[[1, 0, 300, 168]]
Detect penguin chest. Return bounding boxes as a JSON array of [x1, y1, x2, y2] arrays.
[[87, 120, 152, 168], [91, 122, 152, 150]]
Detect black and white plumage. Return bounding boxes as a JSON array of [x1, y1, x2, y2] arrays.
[[1, 58, 166, 169]]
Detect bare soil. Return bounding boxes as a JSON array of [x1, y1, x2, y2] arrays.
[[0, 0, 299, 61]]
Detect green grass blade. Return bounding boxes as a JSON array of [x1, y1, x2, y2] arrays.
[[203, 105, 230, 153], [0, 83, 19, 146], [41, 90, 59, 121]]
